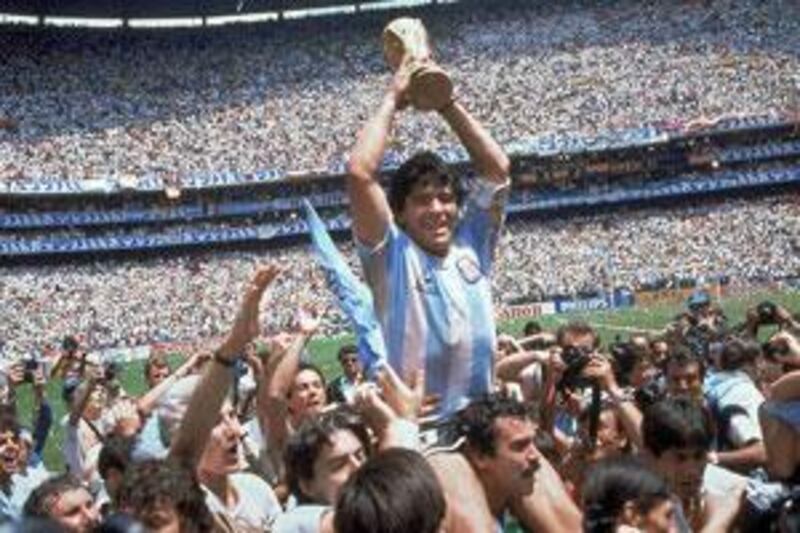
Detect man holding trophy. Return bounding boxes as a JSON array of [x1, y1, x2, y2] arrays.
[[347, 19, 581, 533], [347, 17, 510, 424]]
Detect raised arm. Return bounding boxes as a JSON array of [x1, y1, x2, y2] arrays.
[[259, 309, 322, 460], [439, 101, 510, 183], [136, 351, 210, 418], [584, 355, 644, 450], [169, 265, 280, 469], [346, 66, 411, 247], [68, 370, 101, 426]]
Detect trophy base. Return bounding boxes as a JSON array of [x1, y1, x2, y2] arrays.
[[410, 64, 453, 112]]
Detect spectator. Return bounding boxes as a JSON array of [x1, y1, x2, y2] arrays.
[[334, 448, 446, 533], [116, 459, 213, 532], [326, 345, 364, 405], [22, 474, 99, 533], [705, 337, 767, 473], [581, 456, 673, 533]]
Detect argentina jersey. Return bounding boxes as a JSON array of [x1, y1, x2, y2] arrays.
[[359, 179, 508, 419]]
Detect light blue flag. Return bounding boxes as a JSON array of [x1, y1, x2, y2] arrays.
[[301, 199, 387, 373]]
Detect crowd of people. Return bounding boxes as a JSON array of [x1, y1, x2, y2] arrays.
[[1, 192, 796, 358], [2, 265, 800, 532], [1, 0, 798, 183]]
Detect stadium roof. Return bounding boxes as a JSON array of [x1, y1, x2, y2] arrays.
[[0, 0, 441, 19]]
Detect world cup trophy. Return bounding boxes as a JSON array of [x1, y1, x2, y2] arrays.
[[382, 18, 453, 112]]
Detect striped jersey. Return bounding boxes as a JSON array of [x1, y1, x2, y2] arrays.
[[358, 178, 509, 418]]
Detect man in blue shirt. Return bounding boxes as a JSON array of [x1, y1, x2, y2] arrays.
[[347, 61, 510, 421]]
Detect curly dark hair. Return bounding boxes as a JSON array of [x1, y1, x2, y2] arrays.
[[457, 393, 532, 456], [334, 448, 446, 533], [642, 397, 712, 457], [388, 150, 466, 215], [582, 456, 671, 533], [23, 474, 86, 520], [284, 405, 371, 503], [116, 459, 213, 532]]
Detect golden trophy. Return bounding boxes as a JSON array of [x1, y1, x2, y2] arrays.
[[382, 17, 453, 112]]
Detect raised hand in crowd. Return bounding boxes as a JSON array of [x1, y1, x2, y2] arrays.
[[170, 263, 281, 468], [765, 330, 800, 370], [353, 364, 425, 450]]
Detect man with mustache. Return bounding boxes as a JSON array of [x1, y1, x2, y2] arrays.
[[428, 394, 580, 533]]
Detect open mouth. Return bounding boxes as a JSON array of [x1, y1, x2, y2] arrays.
[[307, 397, 323, 410], [1, 451, 18, 472], [225, 442, 240, 462]]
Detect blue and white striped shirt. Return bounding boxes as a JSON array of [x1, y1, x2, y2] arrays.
[[358, 178, 509, 419]]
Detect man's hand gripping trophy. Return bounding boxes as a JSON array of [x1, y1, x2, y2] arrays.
[[382, 17, 454, 112]]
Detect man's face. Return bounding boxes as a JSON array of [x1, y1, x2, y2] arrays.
[[0, 430, 20, 478], [339, 351, 362, 382], [199, 403, 245, 476], [560, 331, 597, 352], [475, 417, 540, 499], [49, 487, 99, 533], [666, 361, 702, 398], [582, 408, 626, 460], [397, 178, 458, 257], [302, 429, 366, 505], [288, 369, 326, 422], [631, 357, 658, 389], [641, 498, 678, 533], [83, 386, 107, 420], [651, 446, 706, 505], [147, 363, 170, 388]]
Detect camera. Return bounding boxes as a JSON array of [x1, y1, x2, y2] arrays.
[[102, 361, 118, 382], [762, 339, 789, 362], [22, 357, 40, 383], [558, 345, 593, 391], [62, 335, 79, 354], [756, 301, 778, 325]]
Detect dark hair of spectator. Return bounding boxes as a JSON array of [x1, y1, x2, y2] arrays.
[[337, 344, 358, 361], [23, 474, 85, 519], [642, 397, 713, 457], [665, 344, 705, 378], [334, 448, 446, 533], [116, 459, 213, 532], [62, 336, 79, 353], [582, 456, 671, 533], [388, 151, 465, 215], [98, 435, 135, 480], [457, 393, 531, 456], [523, 320, 542, 336], [719, 337, 762, 371], [556, 321, 598, 348], [143, 353, 169, 379], [284, 406, 372, 503]]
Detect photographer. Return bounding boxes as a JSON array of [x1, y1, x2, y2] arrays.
[[50, 335, 89, 381], [4, 360, 52, 470], [704, 337, 767, 473], [61, 367, 113, 488], [763, 330, 800, 374], [739, 301, 800, 341]]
